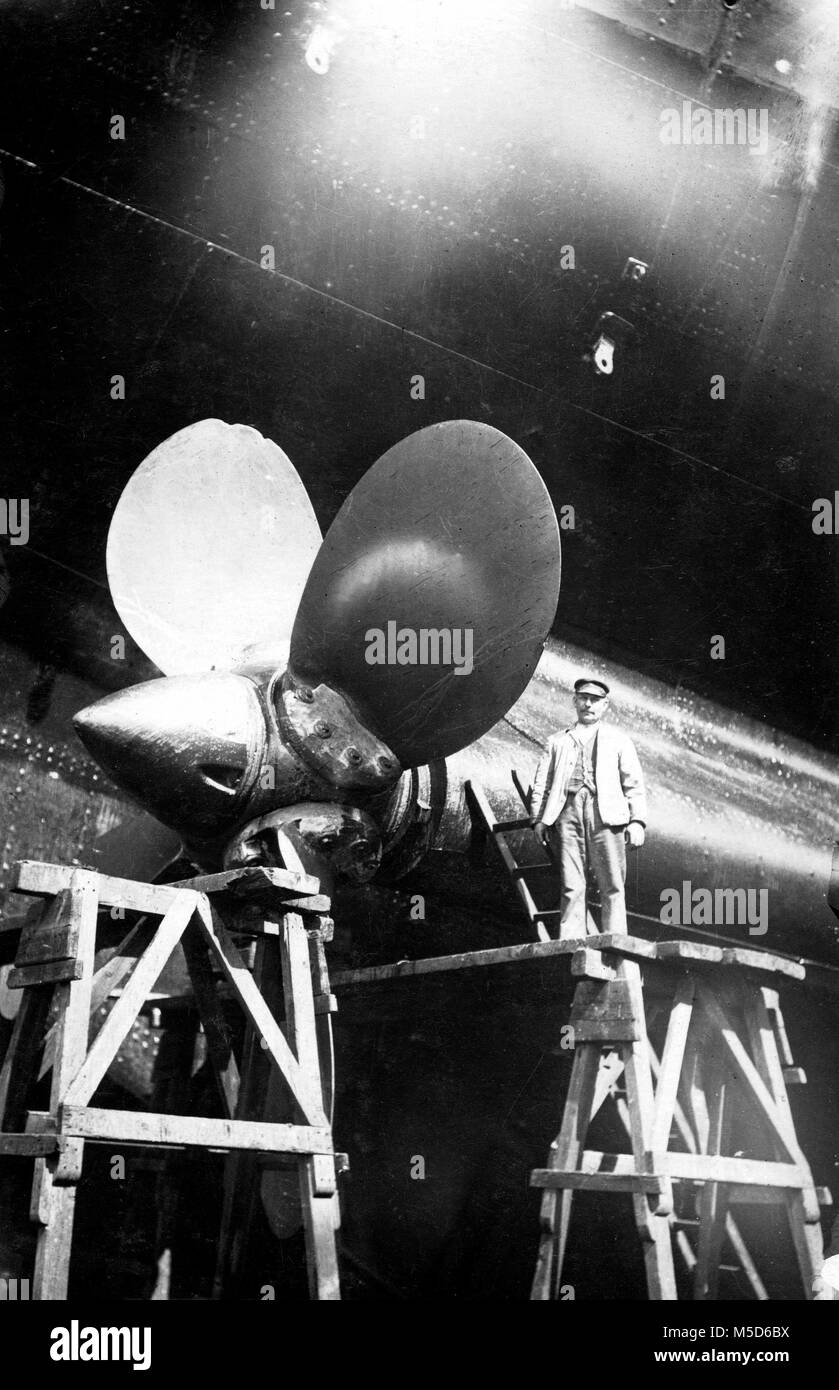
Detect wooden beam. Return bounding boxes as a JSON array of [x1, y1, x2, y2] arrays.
[[573, 1149, 807, 1188], [169, 865, 323, 903], [0, 1133, 60, 1156], [53, 1105, 334, 1155], [40, 917, 160, 1081], [8, 959, 85, 988], [333, 939, 584, 987], [194, 898, 326, 1128], [696, 983, 803, 1166], [30, 869, 99, 1299], [281, 914, 327, 1126], [62, 892, 200, 1108], [650, 978, 695, 1152], [181, 925, 240, 1118], [531, 1169, 665, 1195], [721, 948, 805, 981], [12, 861, 185, 915]]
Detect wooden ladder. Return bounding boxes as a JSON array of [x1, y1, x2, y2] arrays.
[[0, 859, 344, 1300], [530, 935, 829, 1300], [467, 774, 597, 941]]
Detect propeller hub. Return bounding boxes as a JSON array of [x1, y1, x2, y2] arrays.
[[276, 670, 401, 796], [223, 803, 383, 891]]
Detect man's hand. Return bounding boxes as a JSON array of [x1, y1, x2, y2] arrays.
[[533, 821, 550, 847], [625, 822, 645, 849]]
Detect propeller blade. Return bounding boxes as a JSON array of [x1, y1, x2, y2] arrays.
[[84, 810, 183, 882], [106, 419, 322, 675], [289, 421, 560, 765]]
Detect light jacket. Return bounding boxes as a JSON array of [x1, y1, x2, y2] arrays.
[[531, 723, 647, 828]]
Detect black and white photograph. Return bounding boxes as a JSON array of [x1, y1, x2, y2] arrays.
[[1, 0, 838, 1345]]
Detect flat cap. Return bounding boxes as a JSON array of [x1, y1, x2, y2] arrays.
[[574, 678, 610, 697]]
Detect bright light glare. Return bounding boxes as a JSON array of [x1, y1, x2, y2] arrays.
[[345, 0, 509, 49], [305, 24, 336, 74], [822, 1255, 839, 1291]]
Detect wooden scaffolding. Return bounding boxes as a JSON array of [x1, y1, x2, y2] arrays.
[[0, 859, 343, 1300]]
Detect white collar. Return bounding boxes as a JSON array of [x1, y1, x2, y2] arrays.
[[570, 721, 599, 745]]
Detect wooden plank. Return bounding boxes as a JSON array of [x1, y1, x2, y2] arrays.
[[30, 870, 99, 1300], [742, 987, 824, 1293], [721, 947, 805, 981], [617, 957, 678, 1300], [571, 977, 639, 1041], [574, 1150, 809, 1187], [329, 933, 814, 989], [333, 938, 582, 987], [169, 865, 323, 904], [571, 948, 616, 981], [650, 978, 695, 1152], [530, 1169, 665, 1194], [40, 917, 160, 1082], [649, 1041, 697, 1155], [39, 920, 154, 1082], [280, 913, 325, 1126], [181, 923, 240, 1119], [679, 1027, 712, 1153], [530, 1043, 602, 1300], [32, 1176, 78, 1299], [309, 931, 336, 1118], [570, 980, 635, 1022], [212, 936, 276, 1299], [764, 988, 796, 1066], [696, 983, 803, 1166], [724, 1213, 769, 1300], [56, 1105, 334, 1155], [47, 872, 99, 1117], [574, 1020, 640, 1043], [62, 893, 199, 1108], [742, 989, 801, 1153], [591, 933, 659, 960], [694, 1051, 730, 1300], [299, 1156, 341, 1299], [8, 959, 84, 988], [726, 1184, 832, 1206], [195, 898, 326, 1128], [0, 1133, 60, 1156], [12, 861, 185, 915], [657, 941, 724, 965], [14, 890, 79, 967], [281, 909, 341, 1296]]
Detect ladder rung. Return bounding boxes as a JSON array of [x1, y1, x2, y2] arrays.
[[492, 818, 534, 833], [512, 863, 553, 877]]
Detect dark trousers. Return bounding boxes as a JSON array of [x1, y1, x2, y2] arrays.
[[554, 787, 627, 939]]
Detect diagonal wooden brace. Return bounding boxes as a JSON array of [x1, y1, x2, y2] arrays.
[[194, 896, 327, 1128]]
